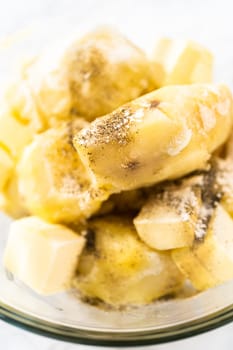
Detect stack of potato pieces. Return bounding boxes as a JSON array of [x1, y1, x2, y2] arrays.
[[2, 27, 233, 307]]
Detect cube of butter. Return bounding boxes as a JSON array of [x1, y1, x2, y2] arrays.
[[3, 216, 85, 295], [152, 38, 213, 87], [0, 148, 13, 191]]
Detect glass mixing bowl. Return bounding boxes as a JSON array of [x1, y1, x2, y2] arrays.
[[0, 1, 233, 345]]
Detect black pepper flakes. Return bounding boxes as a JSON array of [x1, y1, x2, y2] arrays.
[[76, 105, 141, 147], [150, 100, 160, 108]]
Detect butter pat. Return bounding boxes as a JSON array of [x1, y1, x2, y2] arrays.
[[152, 38, 213, 87], [0, 148, 13, 191], [3, 217, 85, 295]]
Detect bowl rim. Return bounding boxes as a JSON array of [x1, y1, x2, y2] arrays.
[[1, 299, 233, 346]]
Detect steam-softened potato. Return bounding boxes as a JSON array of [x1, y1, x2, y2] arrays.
[[134, 156, 233, 252], [74, 84, 233, 193], [0, 172, 28, 219], [0, 104, 35, 218], [0, 148, 13, 192], [18, 119, 108, 223], [5, 58, 45, 132], [134, 180, 201, 250], [64, 28, 155, 120], [0, 105, 33, 159], [152, 38, 213, 87], [74, 216, 184, 306], [16, 28, 155, 125], [172, 205, 233, 290]]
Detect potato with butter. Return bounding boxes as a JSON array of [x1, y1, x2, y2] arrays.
[[18, 118, 109, 223], [74, 216, 184, 306], [74, 84, 233, 193]]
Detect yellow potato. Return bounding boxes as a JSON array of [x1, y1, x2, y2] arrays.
[[134, 180, 202, 250], [63, 28, 156, 120], [18, 118, 108, 223], [74, 84, 233, 192], [5, 68, 45, 133], [0, 148, 13, 192], [152, 38, 213, 87], [0, 105, 33, 159], [16, 28, 155, 126], [172, 205, 233, 290], [0, 171, 28, 219], [74, 216, 184, 306]]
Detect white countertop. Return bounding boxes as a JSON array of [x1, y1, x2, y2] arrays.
[[1, 319, 233, 349], [1, 0, 233, 348]]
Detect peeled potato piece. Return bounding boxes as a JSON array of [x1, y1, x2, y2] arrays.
[[5, 77, 45, 133], [152, 38, 213, 87], [74, 216, 184, 306], [134, 181, 202, 250], [0, 172, 28, 219], [134, 160, 224, 251], [18, 118, 108, 223], [63, 28, 155, 120], [172, 205, 233, 290], [0, 105, 33, 159], [18, 28, 155, 125], [0, 148, 13, 191], [3, 216, 85, 295], [74, 84, 233, 193]]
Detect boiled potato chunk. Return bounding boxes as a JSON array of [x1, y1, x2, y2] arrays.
[[0, 148, 13, 191], [21, 28, 155, 125], [172, 205, 233, 290], [134, 182, 202, 250], [0, 172, 28, 219], [63, 28, 155, 120], [19, 51, 72, 128], [3, 216, 85, 295], [74, 216, 184, 306], [74, 84, 233, 192], [0, 105, 33, 158], [152, 38, 213, 87], [18, 119, 108, 223], [5, 77, 45, 132]]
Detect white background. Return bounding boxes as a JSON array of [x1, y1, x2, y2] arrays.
[[1, 0, 233, 348]]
